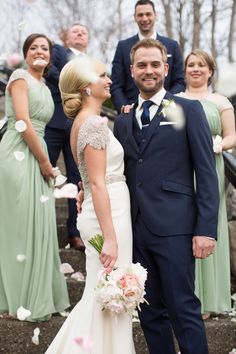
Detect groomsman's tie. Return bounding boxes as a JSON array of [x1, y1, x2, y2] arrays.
[[141, 100, 153, 129]]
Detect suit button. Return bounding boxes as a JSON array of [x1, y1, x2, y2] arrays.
[[141, 139, 146, 143], [138, 158, 143, 163], [137, 182, 142, 187]]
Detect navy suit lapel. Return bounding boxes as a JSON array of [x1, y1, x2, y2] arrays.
[[139, 92, 174, 154]]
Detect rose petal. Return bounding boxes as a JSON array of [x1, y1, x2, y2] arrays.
[[17, 306, 31, 321], [15, 120, 27, 132], [74, 336, 93, 351], [52, 167, 61, 177], [59, 311, 70, 317], [60, 263, 74, 274], [16, 254, 26, 262], [14, 151, 25, 161], [33, 59, 48, 66], [7, 53, 21, 67], [40, 195, 49, 203], [53, 183, 78, 199], [71, 272, 85, 282], [32, 327, 40, 345], [17, 20, 27, 30], [54, 174, 67, 187]]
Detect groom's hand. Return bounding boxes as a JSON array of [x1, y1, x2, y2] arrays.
[[76, 181, 84, 213], [192, 236, 216, 259]]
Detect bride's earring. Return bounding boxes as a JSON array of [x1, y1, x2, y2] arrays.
[[84, 88, 91, 96]]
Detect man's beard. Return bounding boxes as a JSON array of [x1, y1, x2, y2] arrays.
[[136, 78, 165, 95]]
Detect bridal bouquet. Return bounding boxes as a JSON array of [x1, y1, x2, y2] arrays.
[[89, 234, 148, 315]]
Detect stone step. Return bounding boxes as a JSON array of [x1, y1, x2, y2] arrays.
[[0, 315, 235, 354]]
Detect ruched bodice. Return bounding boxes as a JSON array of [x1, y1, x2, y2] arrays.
[[0, 68, 69, 322], [5, 69, 54, 138]]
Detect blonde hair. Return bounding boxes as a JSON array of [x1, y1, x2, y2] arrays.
[[185, 49, 216, 86], [59, 56, 103, 119]]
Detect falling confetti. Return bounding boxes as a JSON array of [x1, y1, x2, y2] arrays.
[[16, 254, 26, 262], [32, 327, 40, 345], [54, 183, 78, 199], [40, 195, 49, 203], [60, 263, 74, 274], [54, 174, 67, 187], [71, 272, 85, 282], [14, 151, 25, 161], [15, 120, 27, 132], [17, 306, 31, 321]]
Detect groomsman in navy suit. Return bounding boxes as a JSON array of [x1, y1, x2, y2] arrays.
[[113, 39, 219, 354], [45, 24, 89, 251], [111, 0, 185, 113]]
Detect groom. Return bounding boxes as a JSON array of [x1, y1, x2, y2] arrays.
[[113, 39, 219, 354]]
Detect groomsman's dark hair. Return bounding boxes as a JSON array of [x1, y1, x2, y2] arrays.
[[135, 0, 156, 12]]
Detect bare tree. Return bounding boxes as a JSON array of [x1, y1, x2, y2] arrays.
[[210, 0, 218, 60], [228, 0, 236, 62], [192, 0, 202, 49], [160, 0, 173, 38]]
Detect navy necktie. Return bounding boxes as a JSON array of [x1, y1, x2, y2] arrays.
[[141, 100, 153, 128]]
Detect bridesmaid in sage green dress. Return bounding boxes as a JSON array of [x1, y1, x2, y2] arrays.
[[0, 34, 69, 321], [179, 49, 236, 315]]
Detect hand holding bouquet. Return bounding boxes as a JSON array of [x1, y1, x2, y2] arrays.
[[89, 234, 148, 315]]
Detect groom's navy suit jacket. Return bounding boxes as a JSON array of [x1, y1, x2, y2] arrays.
[[111, 34, 185, 112], [113, 92, 219, 238]]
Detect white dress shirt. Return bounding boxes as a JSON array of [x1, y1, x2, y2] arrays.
[[69, 48, 86, 56], [136, 88, 166, 129]]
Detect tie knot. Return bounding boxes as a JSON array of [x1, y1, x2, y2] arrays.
[[142, 100, 153, 110]]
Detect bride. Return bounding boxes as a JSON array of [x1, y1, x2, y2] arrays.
[[45, 56, 135, 353]]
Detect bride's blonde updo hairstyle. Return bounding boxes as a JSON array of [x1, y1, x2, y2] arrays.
[[59, 56, 103, 119]]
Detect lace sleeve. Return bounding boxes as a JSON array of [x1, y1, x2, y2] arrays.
[[6, 69, 30, 89], [210, 93, 234, 113], [77, 115, 110, 154]]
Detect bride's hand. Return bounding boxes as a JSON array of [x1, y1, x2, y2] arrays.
[[100, 237, 118, 273]]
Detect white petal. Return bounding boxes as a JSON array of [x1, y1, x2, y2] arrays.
[[32, 327, 40, 345], [54, 174, 67, 187], [17, 20, 27, 30], [16, 254, 26, 262], [40, 195, 49, 203], [14, 151, 25, 161], [59, 311, 70, 317], [15, 120, 27, 132], [33, 59, 48, 66], [60, 263, 74, 274], [54, 183, 78, 199], [71, 272, 85, 282], [17, 306, 31, 321], [52, 167, 61, 177]]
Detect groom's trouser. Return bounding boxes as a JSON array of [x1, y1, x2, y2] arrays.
[[133, 213, 208, 354]]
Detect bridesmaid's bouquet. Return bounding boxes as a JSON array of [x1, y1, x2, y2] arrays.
[[89, 234, 148, 315]]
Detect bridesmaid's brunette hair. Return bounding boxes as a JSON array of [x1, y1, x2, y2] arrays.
[[22, 33, 53, 75], [184, 49, 216, 86]]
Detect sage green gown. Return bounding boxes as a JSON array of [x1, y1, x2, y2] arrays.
[[195, 94, 232, 313], [0, 69, 69, 321], [178, 92, 233, 313]]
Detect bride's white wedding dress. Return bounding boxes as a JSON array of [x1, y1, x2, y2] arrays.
[[45, 115, 135, 354]]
